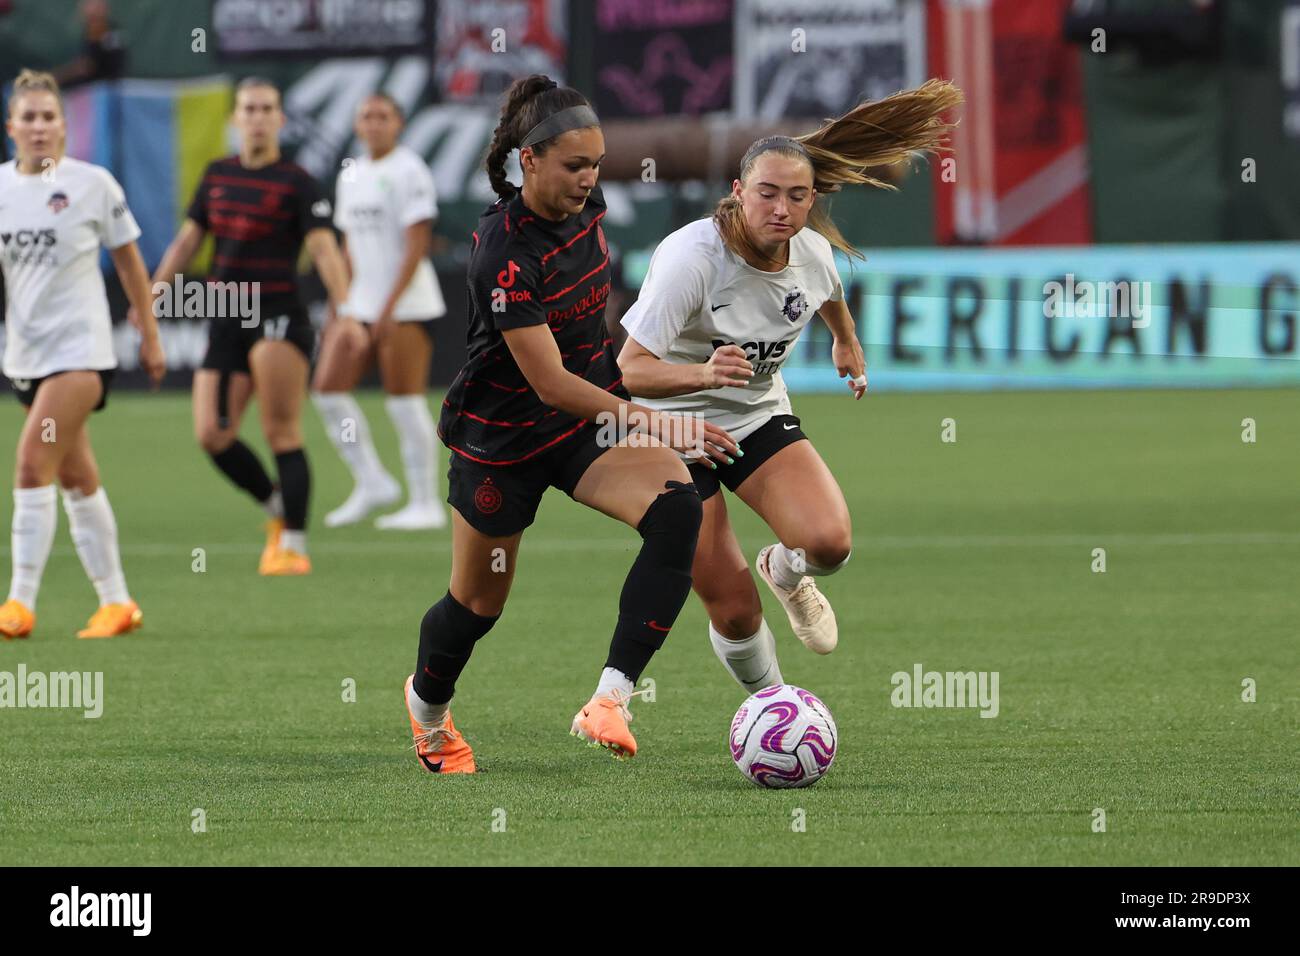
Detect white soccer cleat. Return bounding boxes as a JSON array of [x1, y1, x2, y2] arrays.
[[375, 500, 449, 531], [755, 544, 838, 655], [323, 475, 401, 528]]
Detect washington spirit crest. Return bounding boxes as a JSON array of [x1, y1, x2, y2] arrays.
[[781, 288, 808, 323], [47, 191, 69, 214]]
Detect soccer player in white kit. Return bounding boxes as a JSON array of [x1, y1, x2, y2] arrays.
[[313, 94, 449, 531], [0, 70, 166, 640], [619, 81, 961, 691]]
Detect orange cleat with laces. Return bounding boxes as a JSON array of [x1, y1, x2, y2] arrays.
[[403, 675, 476, 773], [0, 598, 35, 639]]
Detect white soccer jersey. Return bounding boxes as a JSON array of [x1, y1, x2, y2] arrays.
[[0, 157, 140, 379], [334, 144, 446, 321], [621, 217, 844, 442]]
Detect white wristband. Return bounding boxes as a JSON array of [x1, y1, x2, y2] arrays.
[[851, 374, 867, 388]]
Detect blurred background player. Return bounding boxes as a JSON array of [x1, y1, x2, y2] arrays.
[[619, 82, 961, 692], [152, 78, 350, 576], [0, 69, 165, 640], [403, 75, 738, 772], [314, 93, 449, 531]]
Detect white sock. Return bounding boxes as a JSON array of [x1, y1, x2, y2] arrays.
[[312, 392, 389, 487], [595, 666, 635, 700], [384, 395, 438, 506], [768, 544, 851, 590], [61, 486, 131, 606], [709, 619, 783, 693], [8, 484, 58, 608], [262, 488, 284, 519], [407, 680, 449, 726], [280, 529, 307, 554]]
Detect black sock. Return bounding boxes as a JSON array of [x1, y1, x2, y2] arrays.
[[274, 448, 310, 531], [605, 481, 702, 682], [209, 440, 274, 504], [413, 592, 500, 705]]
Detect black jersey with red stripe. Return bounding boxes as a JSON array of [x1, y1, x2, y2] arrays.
[[438, 185, 627, 466], [186, 156, 332, 316]]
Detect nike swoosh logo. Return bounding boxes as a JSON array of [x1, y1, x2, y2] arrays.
[[419, 754, 444, 772], [783, 423, 798, 430], [710, 303, 730, 312]]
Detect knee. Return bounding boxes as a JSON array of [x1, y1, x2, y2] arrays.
[[14, 457, 52, 489], [803, 532, 852, 571], [262, 420, 302, 453], [196, 423, 234, 455], [639, 480, 703, 540], [57, 460, 98, 496]]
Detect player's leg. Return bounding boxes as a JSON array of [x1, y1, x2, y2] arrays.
[[310, 318, 399, 527], [1, 372, 99, 637], [568, 442, 704, 757], [56, 423, 141, 638], [374, 320, 446, 530], [249, 338, 311, 572], [405, 463, 527, 774], [736, 436, 852, 655], [192, 368, 274, 514], [690, 486, 783, 693]]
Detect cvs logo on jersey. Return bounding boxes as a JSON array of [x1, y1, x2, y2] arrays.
[[712, 338, 792, 363], [0, 228, 56, 248], [497, 259, 522, 288]]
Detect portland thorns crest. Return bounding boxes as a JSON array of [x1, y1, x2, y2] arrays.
[[474, 477, 502, 514]]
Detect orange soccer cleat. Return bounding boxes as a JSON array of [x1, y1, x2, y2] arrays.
[[570, 688, 645, 759], [258, 518, 284, 574], [77, 601, 143, 639], [403, 675, 477, 774], [0, 598, 35, 639], [258, 546, 311, 576]]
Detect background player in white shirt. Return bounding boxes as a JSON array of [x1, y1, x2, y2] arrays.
[[313, 94, 449, 531], [0, 69, 166, 640], [619, 81, 962, 691]]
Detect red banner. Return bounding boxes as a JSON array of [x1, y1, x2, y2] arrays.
[[928, 0, 1092, 245]]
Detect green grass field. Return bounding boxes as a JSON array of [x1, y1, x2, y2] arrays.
[[0, 387, 1296, 866]]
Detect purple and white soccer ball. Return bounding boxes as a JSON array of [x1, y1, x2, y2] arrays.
[[729, 684, 837, 788]]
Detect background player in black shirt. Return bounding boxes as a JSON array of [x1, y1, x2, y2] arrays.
[[402, 75, 739, 773], [152, 78, 350, 575]]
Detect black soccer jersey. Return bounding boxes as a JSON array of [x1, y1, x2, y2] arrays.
[[186, 156, 332, 317], [438, 185, 627, 466]]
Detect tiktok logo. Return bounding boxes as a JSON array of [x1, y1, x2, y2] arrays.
[[497, 260, 521, 287]]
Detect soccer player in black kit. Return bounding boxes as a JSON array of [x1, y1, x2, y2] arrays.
[[402, 75, 739, 772], [153, 78, 350, 575]]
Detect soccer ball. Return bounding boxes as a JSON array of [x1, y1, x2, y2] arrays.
[[729, 684, 837, 788]]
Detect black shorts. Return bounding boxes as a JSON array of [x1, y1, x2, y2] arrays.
[[688, 413, 808, 501], [11, 368, 115, 412], [201, 309, 316, 374], [446, 425, 613, 537]]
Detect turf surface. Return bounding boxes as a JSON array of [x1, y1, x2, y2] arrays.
[[0, 388, 1296, 865]]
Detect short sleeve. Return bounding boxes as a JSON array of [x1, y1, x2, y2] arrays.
[[397, 156, 438, 228], [185, 164, 211, 229], [294, 170, 333, 236], [96, 169, 141, 249], [619, 232, 707, 358], [470, 234, 546, 331]]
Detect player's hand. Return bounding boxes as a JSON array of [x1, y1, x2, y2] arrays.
[[375, 313, 398, 345], [833, 336, 867, 400], [650, 413, 738, 469], [139, 334, 167, 389], [701, 344, 753, 389]]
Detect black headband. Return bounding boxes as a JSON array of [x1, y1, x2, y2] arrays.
[[519, 105, 600, 149]]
